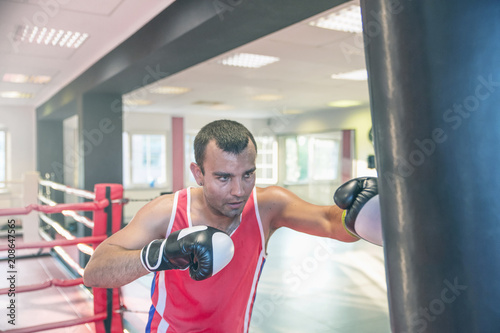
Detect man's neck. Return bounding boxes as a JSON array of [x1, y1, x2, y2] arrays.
[[190, 187, 241, 234]]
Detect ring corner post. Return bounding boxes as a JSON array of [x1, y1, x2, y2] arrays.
[[93, 183, 124, 333]]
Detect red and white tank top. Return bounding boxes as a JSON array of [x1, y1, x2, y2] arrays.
[[146, 187, 266, 333]]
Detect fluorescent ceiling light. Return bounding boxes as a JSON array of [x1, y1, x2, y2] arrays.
[[123, 99, 153, 106], [331, 69, 368, 81], [0, 91, 34, 99], [149, 86, 191, 95], [328, 100, 363, 108], [252, 94, 284, 101], [3, 73, 51, 84], [309, 5, 362, 33], [219, 53, 280, 68], [15, 25, 89, 48]]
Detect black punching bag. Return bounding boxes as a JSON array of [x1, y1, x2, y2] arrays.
[[360, 0, 500, 332]]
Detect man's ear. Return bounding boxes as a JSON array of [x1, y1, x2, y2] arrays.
[[190, 162, 203, 185]]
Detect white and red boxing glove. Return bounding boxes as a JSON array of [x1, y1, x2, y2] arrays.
[[141, 225, 234, 281], [334, 177, 383, 246]]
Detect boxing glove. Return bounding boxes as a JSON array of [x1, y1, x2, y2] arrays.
[[334, 177, 383, 246], [141, 225, 235, 281]]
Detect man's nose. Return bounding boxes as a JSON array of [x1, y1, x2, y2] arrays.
[[231, 179, 245, 197]]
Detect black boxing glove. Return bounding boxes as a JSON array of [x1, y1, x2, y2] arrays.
[[141, 225, 234, 281], [334, 177, 382, 246]]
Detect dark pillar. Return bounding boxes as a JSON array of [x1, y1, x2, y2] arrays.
[[80, 93, 123, 191], [37, 120, 64, 204], [361, 0, 500, 332]]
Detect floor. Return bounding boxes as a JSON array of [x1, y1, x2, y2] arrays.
[[0, 248, 96, 333], [249, 228, 390, 333], [0, 229, 390, 333]]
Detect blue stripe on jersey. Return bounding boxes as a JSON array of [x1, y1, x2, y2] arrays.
[[251, 257, 267, 310], [145, 273, 158, 333]]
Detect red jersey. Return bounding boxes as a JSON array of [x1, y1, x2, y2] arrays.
[[146, 187, 266, 333]]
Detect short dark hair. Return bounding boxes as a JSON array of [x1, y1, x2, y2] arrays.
[[194, 120, 257, 174]]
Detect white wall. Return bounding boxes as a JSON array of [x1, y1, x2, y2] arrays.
[[0, 105, 36, 209]]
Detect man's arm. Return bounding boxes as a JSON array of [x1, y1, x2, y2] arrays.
[[83, 195, 174, 288], [258, 186, 359, 243]]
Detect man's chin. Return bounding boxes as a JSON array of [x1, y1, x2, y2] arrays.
[[224, 209, 243, 218], [222, 205, 246, 218]]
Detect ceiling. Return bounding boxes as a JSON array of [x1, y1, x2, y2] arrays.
[[0, 0, 174, 107], [0, 0, 370, 119]]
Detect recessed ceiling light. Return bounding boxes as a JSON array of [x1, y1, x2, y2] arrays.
[[3, 73, 51, 84], [15, 25, 89, 49], [192, 100, 223, 106], [252, 94, 284, 101], [281, 109, 303, 115], [218, 53, 280, 68], [149, 86, 191, 95], [331, 69, 368, 81], [309, 5, 362, 33], [0, 91, 34, 99], [328, 100, 363, 108], [123, 99, 153, 106], [210, 104, 234, 110]]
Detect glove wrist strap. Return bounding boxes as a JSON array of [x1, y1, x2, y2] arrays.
[[341, 210, 360, 239]]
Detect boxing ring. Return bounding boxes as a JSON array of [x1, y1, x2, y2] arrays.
[[0, 175, 125, 333]]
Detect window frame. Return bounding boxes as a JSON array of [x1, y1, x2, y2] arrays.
[[281, 131, 342, 186], [122, 130, 169, 189], [255, 135, 278, 185]]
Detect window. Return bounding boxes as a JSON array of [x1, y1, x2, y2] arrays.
[[284, 132, 341, 184], [123, 132, 167, 188], [255, 136, 278, 184], [0, 130, 5, 188]]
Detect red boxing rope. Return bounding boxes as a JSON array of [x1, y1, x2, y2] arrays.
[[0, 277, 83, 295], [3, 312, 107, 333], [0, 199, 110, 217], [0, 181, 125, 333], [0, 235, 106, 252]]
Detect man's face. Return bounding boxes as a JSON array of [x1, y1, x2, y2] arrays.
[[199, 140, 257, 218]]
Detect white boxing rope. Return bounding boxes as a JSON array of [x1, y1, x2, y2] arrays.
[[39, 229, 85, 276], [38, 195, 95, 229], [39, 179, 96, 200], [39, 213, 94, 256]]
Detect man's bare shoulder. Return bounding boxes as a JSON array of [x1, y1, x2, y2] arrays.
[[255, 186, 294, 212], [139, 192, 176, 216], [126, 192, 177, 239]]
